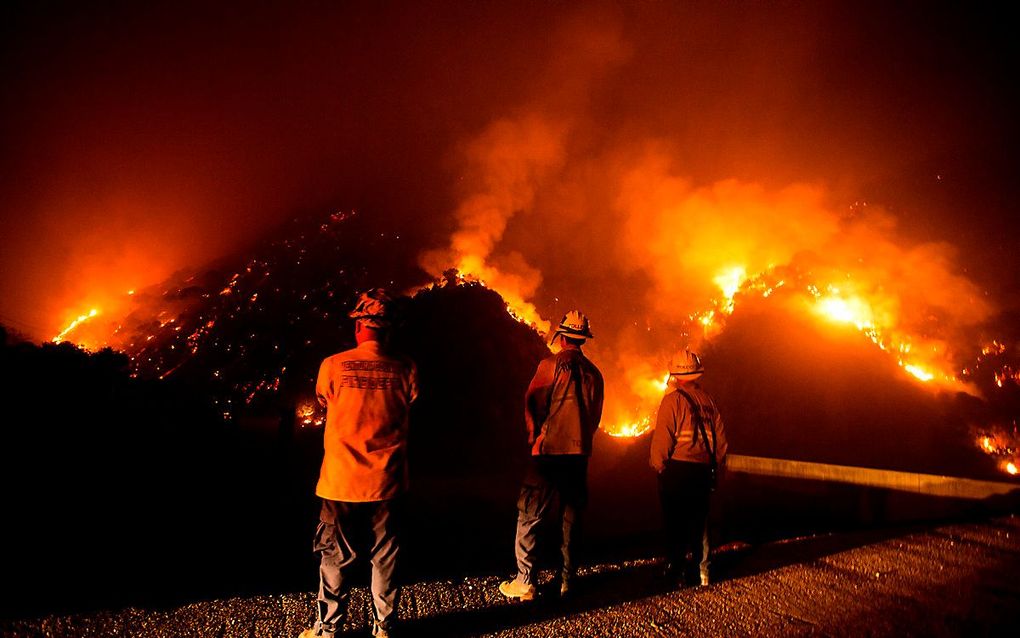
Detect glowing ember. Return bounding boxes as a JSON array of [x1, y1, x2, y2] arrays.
[[52, 309, 99, 344], [1007, 462, 1019, 476], [993, 367, 1020, 388], [982, 341, 1007, 356]]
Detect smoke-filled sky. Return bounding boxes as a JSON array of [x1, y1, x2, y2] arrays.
[[2, 0, 1018, 343]]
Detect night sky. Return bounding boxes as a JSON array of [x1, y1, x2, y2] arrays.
[[2, 0, 1018, 339]]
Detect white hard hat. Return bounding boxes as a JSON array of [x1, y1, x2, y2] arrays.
[[349, 288, 394, 328], [669, 350, 704, 380], [551, 310, 593, 344]]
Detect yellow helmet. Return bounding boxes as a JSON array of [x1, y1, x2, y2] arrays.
[[669, 350, 704, 379], [551, 310, 593, 343], [349, 288, 394, 328]]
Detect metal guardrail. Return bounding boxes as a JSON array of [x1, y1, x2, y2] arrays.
[[726, 454, 1020, 500]]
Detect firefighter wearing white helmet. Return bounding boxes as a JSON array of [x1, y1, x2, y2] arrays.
[[549, 309, 594, 344], [649, 349, 728, 589], [301, 288, 418, 638], [500, 311, 605, 601]]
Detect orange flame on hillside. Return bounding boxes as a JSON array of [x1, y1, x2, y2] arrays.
[[453, 256, 552, 335], [972, 425, 1020, 477], [427, 239, 996, 442], [52, 309, 99, 345]]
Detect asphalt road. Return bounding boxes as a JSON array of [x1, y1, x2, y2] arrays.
[[3, 515, 1018, 637]]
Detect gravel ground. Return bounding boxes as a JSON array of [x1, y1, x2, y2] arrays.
[[3, 515, 1018, 637]]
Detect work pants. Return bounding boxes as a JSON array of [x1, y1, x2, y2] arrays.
[[658, 460, 712, 585], [313, 498, 402, 635], [513, 454, 588, 586]]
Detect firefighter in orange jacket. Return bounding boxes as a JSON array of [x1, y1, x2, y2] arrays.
[[650, 350, 728, 587], [300, 289, 418, 638], [500, 311, 604, 601]]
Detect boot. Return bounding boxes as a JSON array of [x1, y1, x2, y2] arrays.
[[499, 576, 536, 601]]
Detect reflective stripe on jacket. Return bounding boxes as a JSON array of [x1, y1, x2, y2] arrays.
[[526, 347, 604, 456], [649, 381, 727, 473], [315, 340, 418, 502]]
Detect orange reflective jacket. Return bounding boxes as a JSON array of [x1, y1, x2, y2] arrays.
[[526, 347, 604, 456], [649, 381, 727, 473], [315, 340, 418, 502]]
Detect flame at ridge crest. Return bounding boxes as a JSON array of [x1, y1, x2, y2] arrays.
[[688, 266, 967, 391], [454, 256, 552, 335], [607, 258, 989, 441], [455, 253, 999, 441]]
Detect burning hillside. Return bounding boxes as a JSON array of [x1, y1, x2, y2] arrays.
[[40, 203, 1020, 478], [30, 7, 1020, 478], [410, 103, 1019, 475]]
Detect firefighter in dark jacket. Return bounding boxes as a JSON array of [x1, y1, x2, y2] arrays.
[[500, 311, 605, 601], [650, 350, 728, 587]]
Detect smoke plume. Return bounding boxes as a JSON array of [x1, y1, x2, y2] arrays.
[[420, 9, 1004, 434]]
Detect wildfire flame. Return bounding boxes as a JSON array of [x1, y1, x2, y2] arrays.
[[713, 266, 747, 314], [296, 402, 325, 427], [606, 415, 652, 439], [687, 269, 964, 390], [52, 309, 99, 344], [973, 428, 1020, 477], [453, 256, 551, 335], [428, 248, 1003, 442], [980, 436, 996, 455]]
